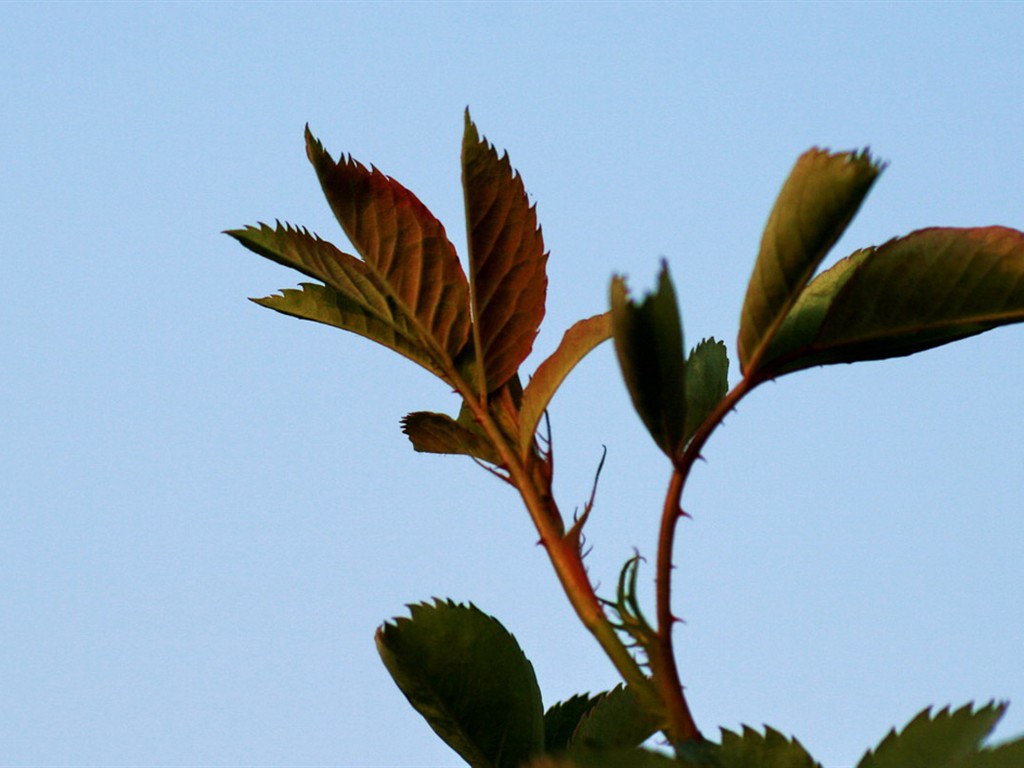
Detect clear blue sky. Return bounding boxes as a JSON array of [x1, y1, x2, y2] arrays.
[[3, 3, 1022, 766]]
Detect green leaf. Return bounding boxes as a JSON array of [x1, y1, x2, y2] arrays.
[[711, 726, 821, 768], [229, 224, 450, 377], [526, 748, 682, 768], [544, 693, 604, 753], [738, 148, 883, 375], [759, 227, 1024, 377], [968, 733, 1024, 768], [401, 411, 502, 465], [572, 685, 664, 751], [683, 339, 729, 444], [757, 248, 870, 375], [611, 263, 688, 459], [376, 600, 544, 768], [463, 110, 549, 393], [519, 313, 613, 452], [305, 127, 472, 368], [857, 702, 1007, 768]]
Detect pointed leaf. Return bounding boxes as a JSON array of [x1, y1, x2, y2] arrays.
[[738, 148, 883, 374], [571, 685, 663, 751], [713, 725, 821, 768], [376, 600, 544, 768], [544, 693, 604, 753], [683, 338, 729, 443], [252, 284, 446, 374], [519, 313, 613, 450], [760, 227, 1024, 377], [305, 127, 472, 367], [229, 223, 449, 376], [402, 411, 501, 464], [462, 111, 549, 393], [611, 264, 687, 458], [857, 703, 1006, 768]]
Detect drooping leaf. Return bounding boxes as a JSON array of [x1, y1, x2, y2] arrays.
[[401, 411, 502, 465], [758, 227, 1024, 377], [611, 264, 687, 459], [712, 725, 821, 768], [738, 148, 883, 375], [230, 223, 449, 376], [305, 127, 472, 368], [376, 600, 544, 768], [526, 749, 683, 768], [857, 702, 1006, 768], [519, 313, 613, 452], [463, 110, 549, 393], [682, 338, 729, 444], [544, 693, 605, 753], [572, 685, 664, 751]]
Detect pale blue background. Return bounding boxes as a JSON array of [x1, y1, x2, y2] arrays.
[[2, 3, 1022, 766]]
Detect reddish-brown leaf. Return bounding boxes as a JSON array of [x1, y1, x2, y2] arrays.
[[306, 127, 472, 366], [462, 111, 548, 393], [518, 313, 612, 451]]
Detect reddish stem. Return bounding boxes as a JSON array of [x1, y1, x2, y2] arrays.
[[654, 375, 756, 746]]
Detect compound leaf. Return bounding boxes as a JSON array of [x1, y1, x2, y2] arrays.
[[739, 148, 883, 375], [759, 227, 1024, 377], [463, 110, 549, 393], [611, 263, 687, 459], [306, 127, 472, 369], [402, 411, 501, 464], [519, 313, 612, 452], [376, 600, 544, 768], [857, 702, 1006, 768], [683, 338, 729, 444]]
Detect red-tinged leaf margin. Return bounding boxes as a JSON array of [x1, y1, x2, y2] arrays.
[[518, 313, 612, 454], [305, 127, 472, 371], [463, 110, 549, 394]]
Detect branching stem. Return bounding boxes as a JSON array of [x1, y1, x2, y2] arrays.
[[448, 369, 656, 714]]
